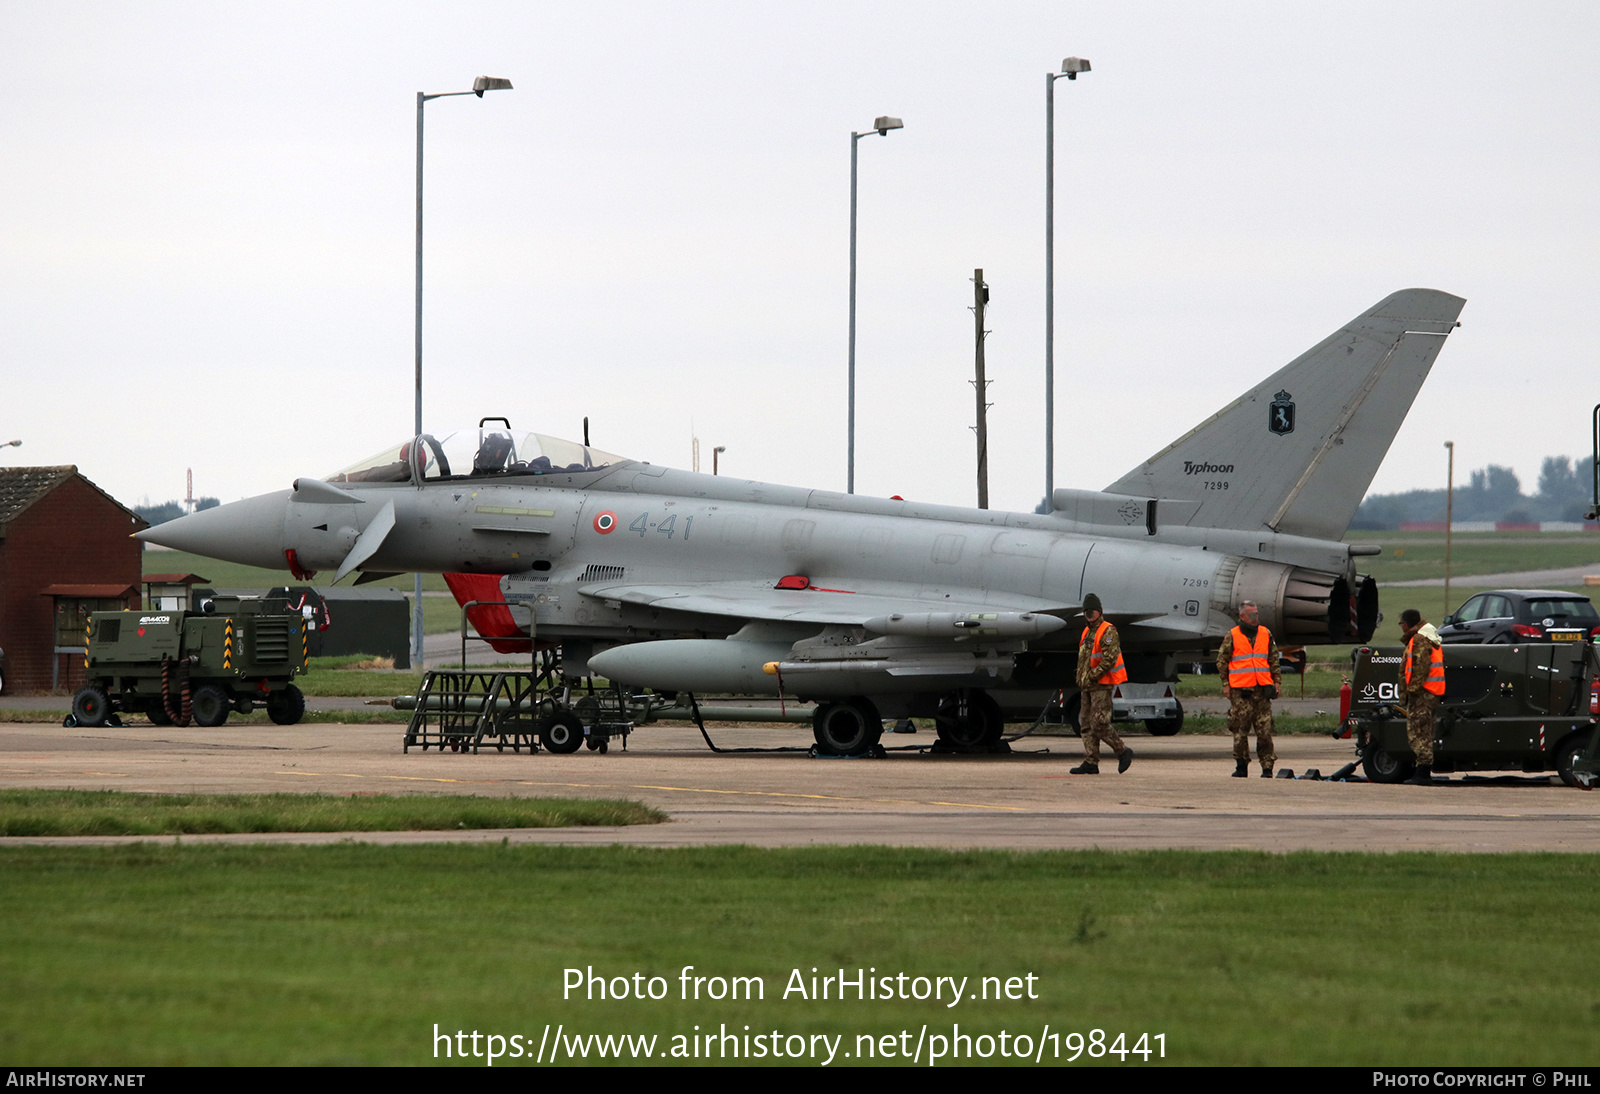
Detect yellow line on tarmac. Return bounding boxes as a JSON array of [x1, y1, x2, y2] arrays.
[[518, 778, 1026, 812], [272, 770, 1025, 812]]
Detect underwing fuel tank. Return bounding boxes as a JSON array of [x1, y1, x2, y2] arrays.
[[588, 637, 1023, 699], [589, 613, 1062, 698], [589, 640, 793, 695]]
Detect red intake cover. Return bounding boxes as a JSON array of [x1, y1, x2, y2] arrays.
[[442, 573, 533, 654]]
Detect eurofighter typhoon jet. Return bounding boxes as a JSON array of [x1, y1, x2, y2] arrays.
[[142, 289, 1463, 753]]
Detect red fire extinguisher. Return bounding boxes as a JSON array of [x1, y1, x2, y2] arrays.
[[1337, 675, 1353, 737]]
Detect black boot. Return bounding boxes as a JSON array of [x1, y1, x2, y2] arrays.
[[1407, 764, 1433, 785], [1117, 747, 1134, 773], [1070, 761, 1099, 775], [1231, 760, 1248, 778]]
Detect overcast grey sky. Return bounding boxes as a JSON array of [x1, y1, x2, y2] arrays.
[[2, 2, 1596, 515]]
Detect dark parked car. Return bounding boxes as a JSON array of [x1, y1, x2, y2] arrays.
[[1438, 589, 1600, 645]]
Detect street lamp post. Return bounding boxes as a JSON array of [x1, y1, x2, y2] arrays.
[[713, 446, 726, 476], [412, 75, 513, 669], [1044, 56, 1089, 512], [1444, 440, 1455, 620], [847, 115, 903, 495]]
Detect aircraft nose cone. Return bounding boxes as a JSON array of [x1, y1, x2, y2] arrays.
[[136, 490, 290, 569]]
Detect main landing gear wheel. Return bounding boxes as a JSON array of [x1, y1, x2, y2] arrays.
[[812, 698, 884, 755], [539, 710, 586, 754], [1060, 692, 1083, 737], [934, 689, 1005, 750], [71, 687, 110, 728], [191, 685, 231, 728], [1361, 746, 1414, 784]]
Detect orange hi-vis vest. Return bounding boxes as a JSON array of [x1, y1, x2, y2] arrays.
[[1081, 621, 1128, 686], [1227, 626, 1274, 688], [1406, 634, 1446, 696]]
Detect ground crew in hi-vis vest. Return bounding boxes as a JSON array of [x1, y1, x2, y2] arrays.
[[1399, 608, 1445, 785], [1070, 593, 1134, 775], [1217, 600, 1280, 777]]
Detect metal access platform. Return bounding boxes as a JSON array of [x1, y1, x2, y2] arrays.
[[400, 599, 634, 754], [402, 668, 544, 753]]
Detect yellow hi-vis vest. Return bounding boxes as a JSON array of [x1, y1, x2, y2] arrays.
[[1227, 626, 1274, 688], [1081, 621, 1128, 686], [1406, 634, 1447, 696]]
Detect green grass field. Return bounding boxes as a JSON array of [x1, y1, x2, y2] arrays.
[[0, 845, 1594, 1066], [0, 790, 662, 836], [1349, 531, 1600, 585]]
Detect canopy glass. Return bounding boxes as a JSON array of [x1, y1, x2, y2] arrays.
[[329, 428, 627, 485]]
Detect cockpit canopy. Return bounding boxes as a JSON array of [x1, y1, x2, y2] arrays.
[[329, 428, 627, 485]]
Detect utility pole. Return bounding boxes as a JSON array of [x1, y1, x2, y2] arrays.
[[971, 269, 991, 509]]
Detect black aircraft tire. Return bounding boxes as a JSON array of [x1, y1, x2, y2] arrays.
[[812, 699, 883, 755], [974, 691, 1006, 744], [934, 690, 1003, 749], [71, 687, 110, 728], [192, 686, 231, 728], [1362, 747, 1413, 784], [540, 711, 585, 754], [1146, 699, 1184, 737], [266, 685, 306, 726], [1063, 693, 1082, 736], [1556, 734, 1592, 790]]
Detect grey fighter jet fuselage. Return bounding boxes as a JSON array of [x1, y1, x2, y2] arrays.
[[141, 288, 1465, 749]]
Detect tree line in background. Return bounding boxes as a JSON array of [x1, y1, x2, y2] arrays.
[[1350, 456, 1596, 530], [134, 497, 219, 526]]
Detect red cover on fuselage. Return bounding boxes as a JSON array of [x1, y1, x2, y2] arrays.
[[441, 572, 534, 654]]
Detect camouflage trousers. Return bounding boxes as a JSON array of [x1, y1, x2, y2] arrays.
[[1406, 690, 1439, 766], [1228, 689, 1276, 770], [1080, 688, 1125, 763]]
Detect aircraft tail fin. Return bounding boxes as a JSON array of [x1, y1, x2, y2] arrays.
[[1104, 288, 1465, 540]]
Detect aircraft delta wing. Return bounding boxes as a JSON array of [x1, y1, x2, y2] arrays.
[[140, 288, 1465, 753]]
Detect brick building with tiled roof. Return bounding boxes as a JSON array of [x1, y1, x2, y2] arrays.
[[0, 467, 145, 693]]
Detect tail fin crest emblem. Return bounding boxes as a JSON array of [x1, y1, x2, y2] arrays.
[[1269, 390, 1295, 436]]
